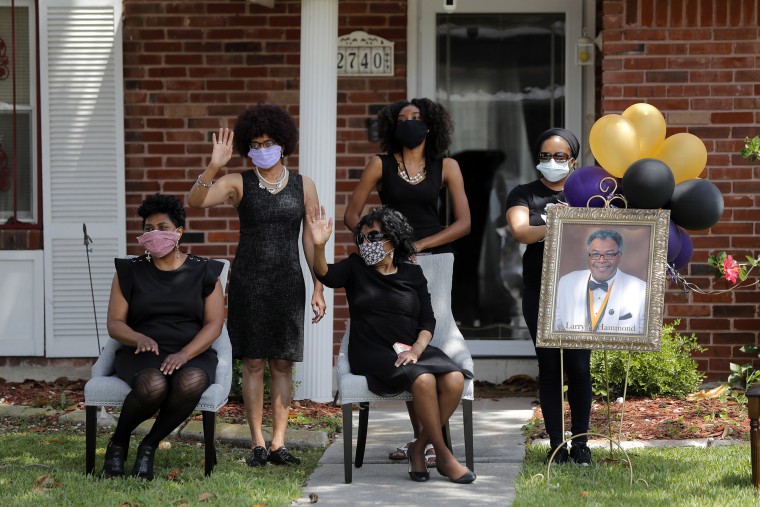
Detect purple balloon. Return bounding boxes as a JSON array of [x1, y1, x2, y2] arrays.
[[564, 166, 620, 207], [667, 220, 683, 263], [672, 229, 693, 271]]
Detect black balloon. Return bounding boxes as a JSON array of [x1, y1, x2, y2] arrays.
[[667, 179, 724, 231], [621, 158, 675, 209]]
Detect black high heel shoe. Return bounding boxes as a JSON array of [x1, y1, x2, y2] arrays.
[[131, 441, 156, 481], [103, 440, 128, 478], [436, 465, 476, 484], [406, 442, 430, 482]]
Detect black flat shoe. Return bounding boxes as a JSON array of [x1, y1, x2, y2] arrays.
[[103, 440, 128, 478], [406, 441, 429, 482], [449, 469, 476, 484], [246, 446, 269, 467], [268, 446, 301, 465], [131, 442, 156, 481], [408, 461, 430, 482]]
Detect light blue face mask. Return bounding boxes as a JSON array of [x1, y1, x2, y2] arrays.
[[248, 144, 282, 169], [536, 159, 571, 182]]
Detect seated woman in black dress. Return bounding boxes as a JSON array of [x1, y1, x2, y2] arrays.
[[102, 193, 225, 480], [310, 206, 475, 484]]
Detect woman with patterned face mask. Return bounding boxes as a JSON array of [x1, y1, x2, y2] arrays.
[[505, 128, 594, 467], [344, 98, 471, 467], [187, 104, 325, 468], [310, 206, 475, 484], [103, 193, 225, 480]]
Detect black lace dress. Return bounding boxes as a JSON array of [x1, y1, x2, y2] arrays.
[[228, 170, 306, 361]]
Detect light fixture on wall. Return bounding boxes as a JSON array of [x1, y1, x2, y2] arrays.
[[443, 0, 456, 13], [576, 30, 595, 66]]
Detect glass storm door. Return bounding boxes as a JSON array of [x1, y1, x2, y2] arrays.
[[415, 1, 583, 356]]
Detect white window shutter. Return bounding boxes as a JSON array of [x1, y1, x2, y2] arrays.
[[40, 0, 125, 357]]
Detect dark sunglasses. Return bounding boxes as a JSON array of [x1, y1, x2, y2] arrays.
[[538, 152, 571, 163], [355, 230, 386, 245]]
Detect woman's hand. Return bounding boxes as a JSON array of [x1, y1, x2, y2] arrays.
[[209, 128, 234, 172], [134, 336, 159, 355], [160, 352, 189, 376], [395, 350, 419, 367], [311, 288, 326, 323], [307, 205, 333, 246]]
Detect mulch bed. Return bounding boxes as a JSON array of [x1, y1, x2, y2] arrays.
[[0, 377, 750, 441]]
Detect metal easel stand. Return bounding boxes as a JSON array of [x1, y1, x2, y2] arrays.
[[542, 347, 639, 487]]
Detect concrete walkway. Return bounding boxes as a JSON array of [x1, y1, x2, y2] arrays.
[[295, 398, 536, 507]]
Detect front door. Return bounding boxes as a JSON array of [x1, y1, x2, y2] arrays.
[[413, 0, 584, 356]]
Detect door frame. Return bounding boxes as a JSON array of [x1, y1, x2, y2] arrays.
[[408, 0, 593, 357]]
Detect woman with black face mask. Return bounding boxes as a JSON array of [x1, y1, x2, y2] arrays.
[[344, 98, 471, 468]]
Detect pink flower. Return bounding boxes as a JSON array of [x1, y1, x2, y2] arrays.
[[723, 255, 740, 284]]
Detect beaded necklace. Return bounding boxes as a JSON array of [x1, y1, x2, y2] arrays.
[[397, 155, 426, 184], [255, 166, 288, 194]]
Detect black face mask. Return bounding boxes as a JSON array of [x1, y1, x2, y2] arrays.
[[394, 120, 428, 149]]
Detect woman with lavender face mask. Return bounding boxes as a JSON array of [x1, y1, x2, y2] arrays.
[[103, 193, 225, 480], [187, 104, 325, 468]]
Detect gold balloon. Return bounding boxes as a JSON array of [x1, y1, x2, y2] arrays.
[[589, 114, 640, 178], [622, 103, 666, 158], [654, 133, 707, 184]]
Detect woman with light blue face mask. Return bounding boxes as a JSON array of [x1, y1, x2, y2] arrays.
[[187, 104, 326, 468], [505, 128, 594, 467]]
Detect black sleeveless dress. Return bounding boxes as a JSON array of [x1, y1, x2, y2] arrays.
[[377, 154, 453, 254], [228, 170, 306, 361], [113, 255, 223, 383]]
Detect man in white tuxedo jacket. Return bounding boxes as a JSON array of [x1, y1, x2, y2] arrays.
[[554, 229, 647, 334]]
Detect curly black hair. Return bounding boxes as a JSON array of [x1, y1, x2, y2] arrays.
[[137, 193, 186, 229], [377, 98, 453, 160], [354, 207, 416, 266], [233, 103, 299, 158]]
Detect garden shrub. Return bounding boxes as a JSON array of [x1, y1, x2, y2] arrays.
[[590, 320, 705, 398]]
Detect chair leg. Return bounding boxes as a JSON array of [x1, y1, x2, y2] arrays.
[[202, 411, 216, 476], [342, 403, 353, 484], [86, 406, 97, 475], [463, 399, 474, 472], [355, 402, 369, 469], [442, 421, 452, 453]]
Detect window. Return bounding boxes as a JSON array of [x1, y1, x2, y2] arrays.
[[0, 0, 37, 224]]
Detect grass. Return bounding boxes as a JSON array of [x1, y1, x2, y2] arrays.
[[513, 443, 757, 507], [0, 429, 324, 507]]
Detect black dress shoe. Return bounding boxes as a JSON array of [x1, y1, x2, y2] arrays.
[[447, 469, 476, 484], [406, 441, 430, 482], [408, 461, 430, 482], [103, 440, 128, 478], [131, 441, 156, 481]]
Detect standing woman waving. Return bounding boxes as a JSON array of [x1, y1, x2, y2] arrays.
[[344, 98, 471, 466], [187, 104, 326, 468]]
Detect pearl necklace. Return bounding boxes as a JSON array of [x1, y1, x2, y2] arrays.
[[397, 157, 426, 184], [255, 166, 288, 194]]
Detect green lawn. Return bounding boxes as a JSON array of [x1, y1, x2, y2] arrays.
[[513, 443, 757, 507], [0, 431, 323, 507]]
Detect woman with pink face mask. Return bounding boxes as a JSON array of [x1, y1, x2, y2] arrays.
[[187, 104, 324, 468], [103, 193, 225, 480]]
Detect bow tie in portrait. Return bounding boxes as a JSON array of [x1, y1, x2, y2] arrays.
[[588, 280, 608, 292]]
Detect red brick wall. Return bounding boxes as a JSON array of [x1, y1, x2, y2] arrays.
[[122, 0, 407, 358], [602, 0, 760, 380]]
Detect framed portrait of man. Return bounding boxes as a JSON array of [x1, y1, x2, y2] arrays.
[[535, 206, 670, 351]]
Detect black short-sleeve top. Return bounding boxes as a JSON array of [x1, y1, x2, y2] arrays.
[[114, 255, 224, 353]]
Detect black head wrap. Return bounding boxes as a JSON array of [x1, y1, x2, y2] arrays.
[[534, 128, 580, 159]]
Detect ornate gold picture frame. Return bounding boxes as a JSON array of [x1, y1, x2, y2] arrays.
[[535, 207, 670, 351]]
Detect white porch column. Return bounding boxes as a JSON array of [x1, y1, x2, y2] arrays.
[[295, 0, 338, 402]]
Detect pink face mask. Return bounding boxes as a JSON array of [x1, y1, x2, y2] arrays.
[[137, 229, 180, 260]]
